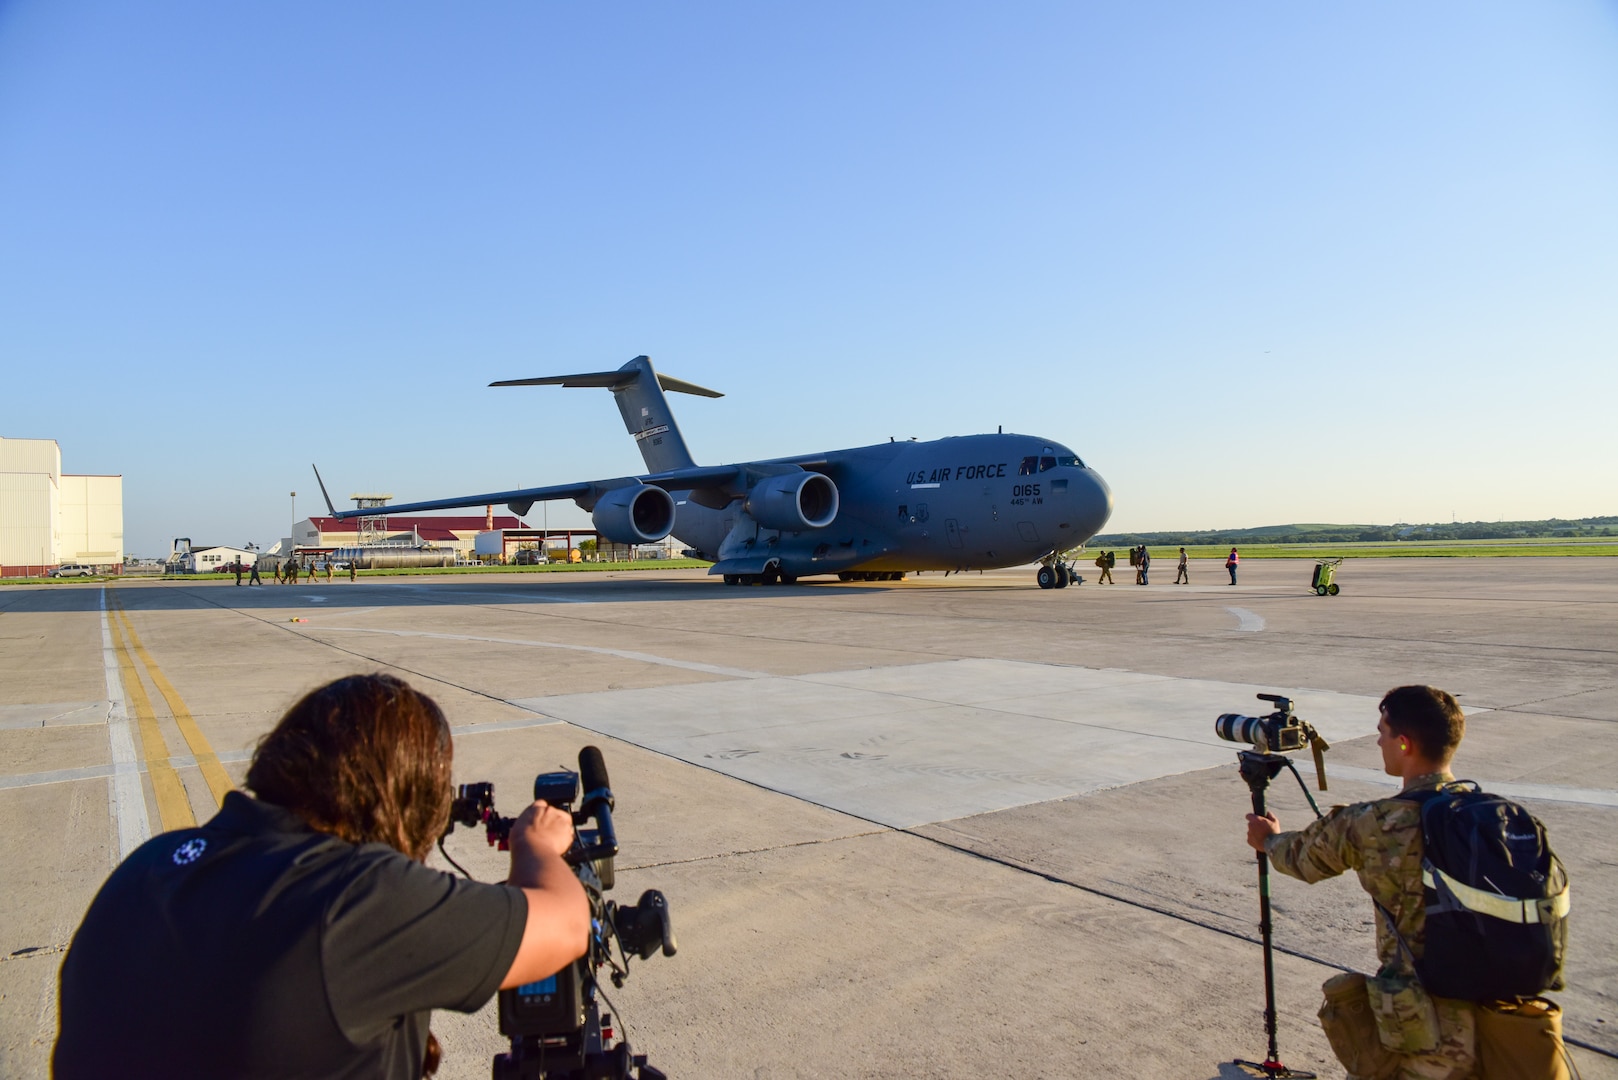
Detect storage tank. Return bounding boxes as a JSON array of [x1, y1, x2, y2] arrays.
[[336, 546, 455, 570]]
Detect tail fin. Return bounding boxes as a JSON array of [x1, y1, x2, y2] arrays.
[[492, 355, 720, 474]]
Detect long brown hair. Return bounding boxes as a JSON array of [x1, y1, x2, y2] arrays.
[[246, 673, 453, 863], [246, 674, 454, 1075]]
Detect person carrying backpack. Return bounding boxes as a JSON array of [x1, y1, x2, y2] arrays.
[[1244, 686, 1571, 1080]]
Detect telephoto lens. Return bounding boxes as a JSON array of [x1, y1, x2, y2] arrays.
[[1215, 713, 1264, 746]]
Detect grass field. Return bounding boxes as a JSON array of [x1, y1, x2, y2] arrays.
[[1121, 539, 1618, 559]]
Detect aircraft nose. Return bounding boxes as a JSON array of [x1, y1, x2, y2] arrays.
[[1074, 468, 1114, 538]]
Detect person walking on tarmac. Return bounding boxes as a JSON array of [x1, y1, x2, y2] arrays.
[[1175, 547, 1189, 584], [1138, 546, 1150, 585], [1225, 547, 1240, 585], [248, 559, 262, 586], [234, 561, 244, 586], [1095, 551, 1114, 584]]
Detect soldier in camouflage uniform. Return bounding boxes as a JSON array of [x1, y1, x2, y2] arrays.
[[1245, 686, 1475, 1080]]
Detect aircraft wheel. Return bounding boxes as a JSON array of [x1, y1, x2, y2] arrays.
[[780, 573, 798, 585], [1315, 585, 1327, 596], [1037, 566, 1057, 589], [838, 572, 853, 582], [1054, 565, 1070, 588], [1328, 583, 1340, 595], [762, 565, 781, 586], [724, 574, 740, 586]]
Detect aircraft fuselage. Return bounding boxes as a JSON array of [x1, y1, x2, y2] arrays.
[[672, 432, 1113, 579]]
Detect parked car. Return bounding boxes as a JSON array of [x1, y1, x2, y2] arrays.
[[50, 564, 97, 578]]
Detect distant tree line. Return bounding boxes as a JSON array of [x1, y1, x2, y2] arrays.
[[1093, 516, 1618, 547]]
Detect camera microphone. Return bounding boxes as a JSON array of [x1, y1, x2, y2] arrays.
[[578, 745, 614, 814]]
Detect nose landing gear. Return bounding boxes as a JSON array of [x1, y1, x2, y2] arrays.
[[1037, 553, 1083, 590]]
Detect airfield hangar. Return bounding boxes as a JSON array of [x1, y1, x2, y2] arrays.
[[0, 437, 124, 578]]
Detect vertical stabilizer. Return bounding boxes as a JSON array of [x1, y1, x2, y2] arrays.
[[490, 356, 722, 474]]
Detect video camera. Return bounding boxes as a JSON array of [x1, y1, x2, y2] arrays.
[[444, 746, 676, 1080]]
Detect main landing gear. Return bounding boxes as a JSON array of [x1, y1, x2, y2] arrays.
[[722, 562, 799, 586], [1037, 553, 1083, 590]]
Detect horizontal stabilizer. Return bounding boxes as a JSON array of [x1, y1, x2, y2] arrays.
[[654, 373, 724, 399], [491, 359, 722, 399], [492, 355, 713, 473]]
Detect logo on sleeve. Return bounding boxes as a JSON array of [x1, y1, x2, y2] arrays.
[[172, 838, 207, 866]]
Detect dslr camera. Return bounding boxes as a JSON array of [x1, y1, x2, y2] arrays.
[[1215, 693, 1316, 753], [1215, 693, 1331, 790], [444, 746, 676, 1080]]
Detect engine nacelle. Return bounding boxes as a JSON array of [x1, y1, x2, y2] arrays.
[[592, 484, 677, 545], [744, 472, 839, 532]]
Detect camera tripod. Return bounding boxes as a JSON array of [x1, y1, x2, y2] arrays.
[[1233, 750, 1323, 1080]]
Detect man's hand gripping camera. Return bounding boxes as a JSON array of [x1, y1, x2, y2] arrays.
[[444, 746, 676, 1080]]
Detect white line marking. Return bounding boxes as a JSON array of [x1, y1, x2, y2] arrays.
[[100, 588, 151, 862], [1225, 607, 1265, 632], [2, 764, 114, 790], [302, 625, 767, 679], [397, 584, 591, 604]]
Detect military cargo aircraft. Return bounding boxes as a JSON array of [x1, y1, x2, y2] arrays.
[[315, 355, 1112, 588]]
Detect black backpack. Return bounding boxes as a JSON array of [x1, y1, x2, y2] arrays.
[[1402, 782, 1569, 1000]]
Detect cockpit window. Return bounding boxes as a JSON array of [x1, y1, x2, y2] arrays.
[[1019, 456, 1038, 476], [1038, 456, 1057, 472], [1058, 454, 1083, 468]]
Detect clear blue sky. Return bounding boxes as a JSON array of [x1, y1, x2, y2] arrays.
[[3, 2, 1614, 556]]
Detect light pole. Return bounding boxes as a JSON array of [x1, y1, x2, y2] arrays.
[[290, 492, 297, 544]]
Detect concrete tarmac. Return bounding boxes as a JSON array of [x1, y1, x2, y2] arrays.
[[1, 557, 1613, 1078]]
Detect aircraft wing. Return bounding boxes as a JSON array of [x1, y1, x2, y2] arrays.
[[313, 464, 742, 520]]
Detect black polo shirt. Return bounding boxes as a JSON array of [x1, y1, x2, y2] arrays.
[[56, 791, 526, 1079]]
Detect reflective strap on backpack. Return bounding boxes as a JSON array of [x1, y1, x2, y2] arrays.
[[1422, 865, 1571, 924]]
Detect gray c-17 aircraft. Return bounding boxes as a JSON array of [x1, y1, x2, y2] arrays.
[[315, 355, 1113, 588]]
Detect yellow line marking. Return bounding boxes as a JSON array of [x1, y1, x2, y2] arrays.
[[112, 604, 234, 808], [106, 607, 195, 831]]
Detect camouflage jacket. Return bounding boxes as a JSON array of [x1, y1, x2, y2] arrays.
[[1264, 772, 1454, 976]]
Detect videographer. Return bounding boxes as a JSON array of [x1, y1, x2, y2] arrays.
[[55, 673, 590, 1079], [1244, 685, 1479, 1079]]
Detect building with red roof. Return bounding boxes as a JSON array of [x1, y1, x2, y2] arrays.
[[292, 514, 523, 558]]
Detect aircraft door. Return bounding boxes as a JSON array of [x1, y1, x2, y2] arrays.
[[945, 518, 963, 549]]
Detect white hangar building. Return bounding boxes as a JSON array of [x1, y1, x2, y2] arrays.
[[0, 437, 124, 577]]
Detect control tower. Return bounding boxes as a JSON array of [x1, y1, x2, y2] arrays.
[[350, 494, 393, 549]]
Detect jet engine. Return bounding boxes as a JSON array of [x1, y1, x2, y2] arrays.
[[592, 484, 677, 545], [744, 471, 839, 532]]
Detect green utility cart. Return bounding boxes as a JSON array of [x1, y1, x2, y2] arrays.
[[1310, 558, 1343, 596]]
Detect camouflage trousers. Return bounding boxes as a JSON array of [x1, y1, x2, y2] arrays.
[[1319, 972, 1477, 1080]]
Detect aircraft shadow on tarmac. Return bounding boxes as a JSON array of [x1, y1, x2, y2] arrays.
[[0, 575, 1002, 613]]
